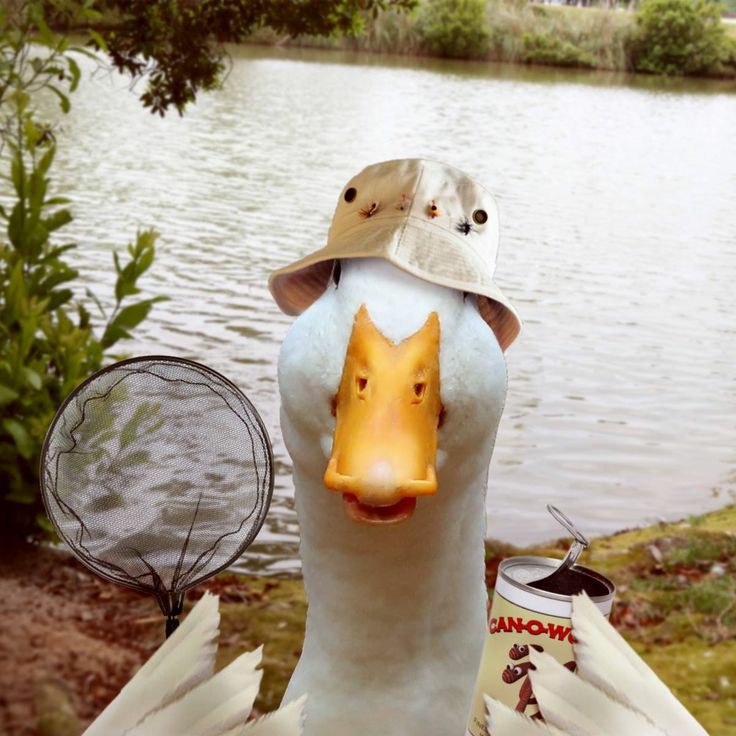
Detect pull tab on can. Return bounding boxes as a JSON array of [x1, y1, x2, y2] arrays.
[[548, 504, 589, 572], [526, 505, 591, 594]]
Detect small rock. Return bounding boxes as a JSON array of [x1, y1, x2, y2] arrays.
[[710, 563, 726, 577], [647, 544, 664, 565]]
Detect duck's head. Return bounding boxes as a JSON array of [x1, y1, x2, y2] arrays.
[[270, 159, 521, 526]]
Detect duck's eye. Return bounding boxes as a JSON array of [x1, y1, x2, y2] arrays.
[[344, 187, 357, 203], [413, 382, 426, 399], [356, 376, 368, 395], [472, 208, 488, 225]]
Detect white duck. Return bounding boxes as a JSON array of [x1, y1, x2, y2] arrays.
[[270, 159, 521, 735], [82, 592, 305, 736], [276, 257, 508, 735]]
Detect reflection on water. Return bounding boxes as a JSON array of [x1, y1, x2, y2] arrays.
[[43, 46, 736, 574]]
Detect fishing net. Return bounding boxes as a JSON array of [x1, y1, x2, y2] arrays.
[[40, 356, 273, 635]]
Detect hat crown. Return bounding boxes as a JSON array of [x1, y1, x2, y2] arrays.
[[329, 158, 500, 272], [268, 158, 521, 352]]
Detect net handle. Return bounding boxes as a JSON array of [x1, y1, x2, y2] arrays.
[[159, 591, 185, 639]]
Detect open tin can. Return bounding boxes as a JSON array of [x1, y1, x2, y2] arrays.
[[466, 506, 615, 735]]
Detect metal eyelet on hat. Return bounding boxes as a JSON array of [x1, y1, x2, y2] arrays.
[[344, 187, 357, 203], [472, 208, 488, 225]]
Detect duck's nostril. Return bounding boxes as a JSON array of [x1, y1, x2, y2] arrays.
[[356, 376, 368, 394], [413, 382, 425, 399]]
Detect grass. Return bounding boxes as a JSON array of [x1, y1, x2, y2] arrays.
[[215, 504, 736, 732]]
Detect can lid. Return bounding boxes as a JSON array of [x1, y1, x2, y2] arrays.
[[498, 556, 615, 617]]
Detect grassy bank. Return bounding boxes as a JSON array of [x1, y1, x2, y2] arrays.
[[216, 505, 736, 732], [248, 0, 736, 78]]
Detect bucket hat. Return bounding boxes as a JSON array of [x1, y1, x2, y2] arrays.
[[268, 158, 521, 351]]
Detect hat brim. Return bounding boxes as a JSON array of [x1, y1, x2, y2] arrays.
[[268, 220, 521, 352]]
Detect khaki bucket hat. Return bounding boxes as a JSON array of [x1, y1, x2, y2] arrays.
[[268, 158, 521, 351]]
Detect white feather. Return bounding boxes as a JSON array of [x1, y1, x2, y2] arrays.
[[484, 695, 567, 736], [569, 593, 707, 736], [240, 696, 308, 736], [529, 650, 667, 736], [127, 647, 262, 736], [83, 593, 304, 736], [83, 592, 220, 735]]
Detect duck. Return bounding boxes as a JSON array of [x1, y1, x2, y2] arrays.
[[269, 156, 521, 736], [484, 593, 708, 736], [82, 592, 305, 736]]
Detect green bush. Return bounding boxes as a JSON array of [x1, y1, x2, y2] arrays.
[[520, 31, 596, 68], [631, 0, 731, 75], [0, 3, 166, 538], [418, 0, 491, 59]]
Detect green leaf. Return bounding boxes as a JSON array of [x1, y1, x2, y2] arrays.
[[6, 261, 27, 322], [101, 298, 166, 348], [2, 418, 34, 460], [66, 56, 81, 93], [29, 6, 55, 46], [0, 385, 19, 407], [21, 367, 42, 390], [85, 288, 107, 318], [47, 288, 73, 310], [36, 145, 56, 178], [43, 209, 73, 233], [88, 29, 109, 53], [37, 267, 79, 293], [11, 152, 24, 197], [47, 85, 71, 114]]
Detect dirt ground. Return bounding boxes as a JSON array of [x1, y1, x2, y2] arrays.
[[0, 543, 295, 736], [0, 543, 160, 736]]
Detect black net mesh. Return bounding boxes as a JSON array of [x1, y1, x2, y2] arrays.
[[40, 356, 273, 622]]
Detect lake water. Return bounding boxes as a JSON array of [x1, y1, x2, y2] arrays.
[[43, 46, 735, 574]]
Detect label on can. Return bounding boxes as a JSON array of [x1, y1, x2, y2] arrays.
[[466, 556, 615, 736]]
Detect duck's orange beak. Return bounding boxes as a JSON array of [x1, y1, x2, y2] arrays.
[[324, 304, 442, 524]]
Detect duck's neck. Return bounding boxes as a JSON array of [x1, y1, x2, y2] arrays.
[[285, 457, 490, 735]]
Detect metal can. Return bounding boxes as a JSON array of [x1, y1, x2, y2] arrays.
[[466, 555, 615, 735]]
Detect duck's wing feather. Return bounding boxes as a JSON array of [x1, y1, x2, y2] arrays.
[[568, 593, 707, 736], [529, 650, 668, 735], [83, 592, 303, 736], [83, 592, 221, 735], [483, 695, 567, 736], [221, 695, 307, 736], [127, 647, 262, 736]]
